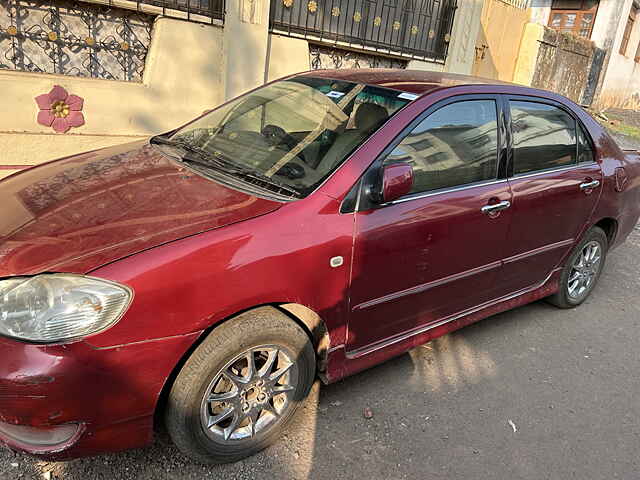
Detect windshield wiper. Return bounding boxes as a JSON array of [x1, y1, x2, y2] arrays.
[[188, 154, 302, 198], [151, 135, 301, 198], [150, 135, 210, 156]]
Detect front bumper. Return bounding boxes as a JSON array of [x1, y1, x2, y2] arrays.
[[0, 332, 199, 459]]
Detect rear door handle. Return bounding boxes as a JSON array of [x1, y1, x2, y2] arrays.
[[580, 180, 600, 191], [481, 200, 511, 214]]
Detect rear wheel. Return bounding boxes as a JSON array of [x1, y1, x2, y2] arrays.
[[165, 307, 315, 464], [547, 226, 607, 309]]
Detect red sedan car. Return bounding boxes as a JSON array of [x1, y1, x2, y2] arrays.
[[1, 70, 639, 463]]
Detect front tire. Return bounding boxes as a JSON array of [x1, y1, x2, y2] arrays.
[[165, 307, 316, 464], [547, 226, 607, 309]]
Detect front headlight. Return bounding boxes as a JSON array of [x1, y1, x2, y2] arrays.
[[0, 274, 132, 343]]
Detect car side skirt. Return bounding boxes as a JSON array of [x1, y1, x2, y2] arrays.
[[326, 268, 562, 382]]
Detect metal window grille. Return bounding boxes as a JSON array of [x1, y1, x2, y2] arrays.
[[498, 0, 528, 8], [270, 0, 458, 62], [309, 43, 407, 68], [620, 4, 637, 55], [0, 0, 154, 81], [77, 0, 224, 23]]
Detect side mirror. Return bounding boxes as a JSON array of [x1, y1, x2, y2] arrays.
[[380, 163, 413, 203]]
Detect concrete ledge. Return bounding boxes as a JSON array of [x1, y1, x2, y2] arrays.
[[0, 170, 21, 180], [0, 133, 146, 166]]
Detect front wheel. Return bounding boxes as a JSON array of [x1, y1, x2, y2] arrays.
[[547, 226, 607, 309], [165, 307, 316, 464]]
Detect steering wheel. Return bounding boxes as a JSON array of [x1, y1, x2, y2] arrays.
[[261, 124, 306, 163], [261, 124, 295, 148]]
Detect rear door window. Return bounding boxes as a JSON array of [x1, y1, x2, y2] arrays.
[[577, 123, 595, 163], [510, 101, 577, 175]]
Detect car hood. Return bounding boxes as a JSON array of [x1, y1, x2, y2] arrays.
[[0, 140, 282, 276]]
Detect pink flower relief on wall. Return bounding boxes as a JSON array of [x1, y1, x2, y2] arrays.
[[35, 85, 85, 134]]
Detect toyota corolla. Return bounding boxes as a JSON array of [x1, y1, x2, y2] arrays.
[[1, 69, 639, 463]]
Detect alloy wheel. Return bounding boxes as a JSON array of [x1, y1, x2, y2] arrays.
[[567, 240, 602, 300], [200, 345, 298, 443]]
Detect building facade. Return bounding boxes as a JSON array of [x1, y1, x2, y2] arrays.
[[0, 0, 483, 177], [530, 0, 640, 108]]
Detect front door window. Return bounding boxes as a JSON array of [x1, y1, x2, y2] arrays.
[[383, 100, 500, 195]]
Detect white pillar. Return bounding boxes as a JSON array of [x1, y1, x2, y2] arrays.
[[444, 0, 485, 75], [223, 0, 271, 100]]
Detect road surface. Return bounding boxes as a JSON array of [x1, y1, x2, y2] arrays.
[[2, 226, 639, 479]]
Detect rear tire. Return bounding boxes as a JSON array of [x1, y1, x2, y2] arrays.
[[547, 226, 607, 309], [165, 306, 316, 464]]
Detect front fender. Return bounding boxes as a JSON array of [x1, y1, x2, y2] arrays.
[[83, 194, 354, 355]]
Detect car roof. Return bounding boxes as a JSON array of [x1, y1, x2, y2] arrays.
[[299, 68, 514, 96]]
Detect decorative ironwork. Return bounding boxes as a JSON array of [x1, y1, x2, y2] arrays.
[[271, 0, 457, 62], [499, 0, 528, 8], [0, 0, 153, 81], [141, 0, 224, 21], [309, 44, 407, 69]]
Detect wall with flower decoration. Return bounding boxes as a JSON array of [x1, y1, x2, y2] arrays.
[[0, 13, 226, 179], [0, 0, 480, 181]]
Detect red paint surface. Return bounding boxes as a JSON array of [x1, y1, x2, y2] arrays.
[[381, 163, 414, 202], [348, 180, 513, 351], [1, 71, 640, 460], [0, 141, 281, 276]]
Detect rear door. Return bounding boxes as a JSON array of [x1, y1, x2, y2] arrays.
[[500, 97, 602, 293]]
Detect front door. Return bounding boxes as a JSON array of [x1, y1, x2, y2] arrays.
[[347, 97, 512, 354], [500, 98, 603, 292]]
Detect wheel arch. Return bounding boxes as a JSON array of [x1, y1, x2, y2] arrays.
[[275, 303, 331, 377], [153, 302, 331, 430], [593, 217, 618, 246]]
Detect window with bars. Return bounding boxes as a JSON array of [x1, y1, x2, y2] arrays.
[[548, 0, 598, 39], [498, 0, 528, 9], [620, 4, 638, 55], [0, 0, 153, 81], [270, 0, 458, 62]]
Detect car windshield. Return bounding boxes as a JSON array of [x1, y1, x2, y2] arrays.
[[168, 76, 410, 197]]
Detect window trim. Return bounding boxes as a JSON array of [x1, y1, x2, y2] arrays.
[[504, 94, 585, 177], [577, 121, 597, 164], [512, 163, 580, 180], [342, 92, 599, 214], [350, 94, 508, 212], [383, 178, 508, 205], [620, 4, 638, 56]]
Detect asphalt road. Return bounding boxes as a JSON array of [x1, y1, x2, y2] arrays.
[[2, 225, 639, 480]]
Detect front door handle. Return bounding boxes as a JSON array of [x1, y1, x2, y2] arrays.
[[481, 200, 511, 215], [580, 180, 600, 191]]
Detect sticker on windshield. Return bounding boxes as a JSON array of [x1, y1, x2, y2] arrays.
[[326, 91, 346, 99], [398, 92, 419, 101]]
